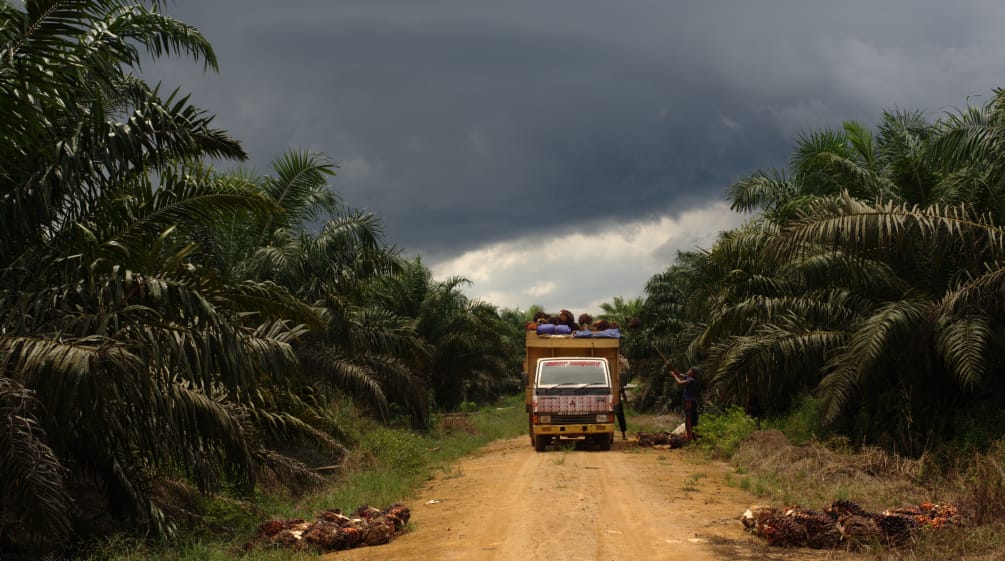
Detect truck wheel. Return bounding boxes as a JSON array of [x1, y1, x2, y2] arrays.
[[534, 435, 548, 452], [597, 436, 611, 451]]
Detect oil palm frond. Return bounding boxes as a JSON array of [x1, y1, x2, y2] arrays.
[[0, 376, 73, 547]]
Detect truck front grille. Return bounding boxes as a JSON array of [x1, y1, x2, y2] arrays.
[[548, 414, 600, 425]]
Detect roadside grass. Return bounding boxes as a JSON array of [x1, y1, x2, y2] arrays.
[[80, 394, 528, 561]]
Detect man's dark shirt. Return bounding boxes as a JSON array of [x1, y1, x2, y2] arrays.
[[681, 374, 697, 402]]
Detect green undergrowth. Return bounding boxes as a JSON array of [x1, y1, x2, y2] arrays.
[[692, 406, 759, 457], [80, 394, 528, 561]]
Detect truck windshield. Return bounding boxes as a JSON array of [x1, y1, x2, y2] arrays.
[[538, 361, 607, 386]]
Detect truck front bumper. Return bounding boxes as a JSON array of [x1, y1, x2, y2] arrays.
[[532, 422, 615, 438]]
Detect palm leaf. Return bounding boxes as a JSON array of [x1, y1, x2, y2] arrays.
[[0, 376, 73, 547], [935, 315, 989, 390], [726, 169, 794, 214]]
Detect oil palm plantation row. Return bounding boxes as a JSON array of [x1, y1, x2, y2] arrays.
[[0, 0, 515, 552], [634, 100, 1005, 455]]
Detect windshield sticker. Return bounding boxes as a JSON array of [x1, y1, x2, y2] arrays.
[[543, 360, 601, 367]]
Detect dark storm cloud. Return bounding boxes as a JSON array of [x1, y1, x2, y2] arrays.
[[147, 1, 1005, 263]]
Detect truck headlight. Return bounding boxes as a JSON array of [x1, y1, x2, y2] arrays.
[[596, 414, 608, 423], [539, 415, 551, 424]]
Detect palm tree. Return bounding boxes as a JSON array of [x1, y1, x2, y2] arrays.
[[0, 178, 317, 542], [875, 109, 940, 207], [371, 259, 518, 416], [597, 296, 642, 328], [676, 96, 1005, 451], [635, 249, 717, 409], [0, 376, 73, 547], [728, 120, 901, 225], [928, 88, 1005, 223], [498, 304, 541, 361], [737, 194, 999, 449], [628, 89, 1005, 456], [203, 150, 434, 429], [0, 0, 330, 548], [0, 0, 245, 265]]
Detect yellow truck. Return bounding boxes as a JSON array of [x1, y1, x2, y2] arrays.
[[523, 331, 621, 451]]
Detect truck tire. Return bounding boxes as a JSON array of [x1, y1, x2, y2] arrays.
[[534, 435, 548, 452], [597, 435, 612, 451]]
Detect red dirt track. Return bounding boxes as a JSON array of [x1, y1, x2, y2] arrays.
[[328, 435, 864, 561]]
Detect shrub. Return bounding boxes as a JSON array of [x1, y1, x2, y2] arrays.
[[695, 406, 758, 457]]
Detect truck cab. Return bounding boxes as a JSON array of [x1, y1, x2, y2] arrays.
[[531, 357, 615, 451]]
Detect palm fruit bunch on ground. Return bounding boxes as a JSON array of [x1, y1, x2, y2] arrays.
[[783, 506, 843, 549], [909, 502, 966, 528], [743, 499, 966, 550], [826, 499, 946, 548], [741, 505, 806, 547], [246, 503, 411, 552]]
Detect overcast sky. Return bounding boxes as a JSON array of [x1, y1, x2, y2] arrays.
[[147, 1, 1005, 316]]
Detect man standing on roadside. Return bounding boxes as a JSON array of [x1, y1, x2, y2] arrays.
[[615, 354, 630, 440], [669, 366, 699, 441]]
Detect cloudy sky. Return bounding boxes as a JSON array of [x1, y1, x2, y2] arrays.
[[147, 1, 1005, 315]]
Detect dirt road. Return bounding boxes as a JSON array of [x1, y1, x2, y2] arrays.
[[329, 435, 862, 561]]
